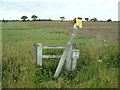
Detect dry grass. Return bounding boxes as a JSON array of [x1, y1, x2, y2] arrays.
[[25, 21, 118, 42]]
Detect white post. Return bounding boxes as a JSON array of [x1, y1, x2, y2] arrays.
[[54, 24, 78, 77], [72, 50, 80, 70], [37, 43, 43, 66], [66, 46, 72, 71]]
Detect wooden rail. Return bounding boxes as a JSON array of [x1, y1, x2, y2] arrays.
[[33, 43, 80, 77]]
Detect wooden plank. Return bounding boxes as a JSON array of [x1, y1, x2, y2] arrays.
[[42, 55, 62, 58], [72, 49, 80, 70], [54, 24, 78, 77], [37, 43, 43, 66], [72, 49, 80, 59], [43, 46, 65, 49], [71, 58, 77, 70], [66, 46, 72, 71]]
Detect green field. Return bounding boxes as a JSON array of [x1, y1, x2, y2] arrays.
[[2, 22, 118, 88]]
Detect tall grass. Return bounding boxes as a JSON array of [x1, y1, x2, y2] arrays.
[[2, 22, 118, 88]]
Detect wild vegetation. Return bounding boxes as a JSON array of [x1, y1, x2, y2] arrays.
[[2, 22, 118, 88]]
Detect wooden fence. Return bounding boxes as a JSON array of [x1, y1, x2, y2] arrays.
[[33, 43, 80, 77]]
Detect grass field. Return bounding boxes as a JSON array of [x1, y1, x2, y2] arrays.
[[2, 21, 119, 88]]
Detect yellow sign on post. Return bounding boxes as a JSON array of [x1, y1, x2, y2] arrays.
[[76, 18, 82, 28], [71, 18, 82, 28]]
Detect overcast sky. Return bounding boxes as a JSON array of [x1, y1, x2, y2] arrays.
[[0, 0, 119, 21]]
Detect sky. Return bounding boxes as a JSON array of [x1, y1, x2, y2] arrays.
[[0, 0, 119, 21]]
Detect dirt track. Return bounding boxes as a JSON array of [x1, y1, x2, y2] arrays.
[[26, 21, 118, 42]]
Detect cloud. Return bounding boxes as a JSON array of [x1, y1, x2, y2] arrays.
[[0, 0, 119, 20], [1, 0, 115, 3], [1, 0, 81, 3]]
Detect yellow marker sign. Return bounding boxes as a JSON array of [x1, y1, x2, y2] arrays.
[[76, 18, 82, 28], [71, 18, 82, 28]]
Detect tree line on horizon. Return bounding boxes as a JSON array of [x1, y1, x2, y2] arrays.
[[20, 15, 112, 22], [1, 15, 113, 22]]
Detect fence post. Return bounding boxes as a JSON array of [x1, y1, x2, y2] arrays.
[[54, 24, 78, 77], [33, 44, 37, 60], [66, 46, 72, 71], [72, 50, 80, 70], [37, 43, 43, 66]]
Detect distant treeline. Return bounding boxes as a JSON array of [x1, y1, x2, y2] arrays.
[[1, 15, 119, 22], [0, 19, 119, 22], [0, 19, 53, 22]]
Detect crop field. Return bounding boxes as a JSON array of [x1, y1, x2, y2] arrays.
[[2, 21, 119, 88]]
